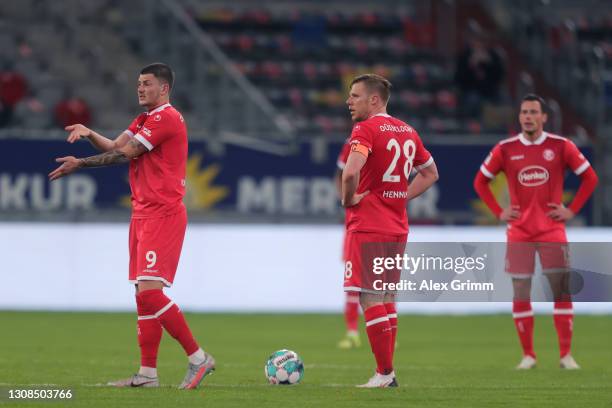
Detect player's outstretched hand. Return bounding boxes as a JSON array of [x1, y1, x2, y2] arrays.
[[499, 205, 521, 222], [65, 124, 92, 143], [547, 203, 574, 221], [343, 190, 370, 207], [48, 156, 83, 181]]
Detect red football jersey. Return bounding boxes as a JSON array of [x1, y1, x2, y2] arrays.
[[480, 132, 590, 241], [336, 139, 351, 170], [125, 103, 188, 218], [346, 113, 433, 235]]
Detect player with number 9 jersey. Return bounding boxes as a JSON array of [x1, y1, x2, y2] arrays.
[[125, 102, 187, 288], [49, 63, 214, 389]]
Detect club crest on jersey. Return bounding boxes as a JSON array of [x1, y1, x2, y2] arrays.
[[154, 114, 162, 122], [543, 149, 555, 161], [518, 165, 549, 187]]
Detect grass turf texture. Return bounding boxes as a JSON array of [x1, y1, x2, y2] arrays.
[[0, 312, 610, 407]]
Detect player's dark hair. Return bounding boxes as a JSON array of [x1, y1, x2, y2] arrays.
[[521, 94, 547, 114], [140, 63, 175, 91], [350, 74, 392, 104]]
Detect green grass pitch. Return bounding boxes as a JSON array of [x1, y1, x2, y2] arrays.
[[0, 312, 611, 407]]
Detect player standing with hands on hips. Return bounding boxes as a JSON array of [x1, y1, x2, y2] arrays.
[[342, 74, 438, 387], [49, 63, 215, 389], [474, 94, 598, 370]]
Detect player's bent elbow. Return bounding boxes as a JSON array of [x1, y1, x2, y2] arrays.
[[423, 162, 439, 182], [473, 172, 487, 191], [342, 170, 358, 184], [430, 170, 440, 182], [590, 169, 599, 186]]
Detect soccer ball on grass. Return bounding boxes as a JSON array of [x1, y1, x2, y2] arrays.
[[264, 349, 304, 385]]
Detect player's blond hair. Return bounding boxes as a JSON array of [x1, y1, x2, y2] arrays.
[[350, 74, 392, 105]]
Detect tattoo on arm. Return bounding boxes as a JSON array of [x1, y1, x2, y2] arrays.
[[127, 138, 148, 154], [79, 150, 130, 168]]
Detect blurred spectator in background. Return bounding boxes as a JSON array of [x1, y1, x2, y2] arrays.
[[54, 89, 92, 128], [454, 23, 505, 117], [16, 34, 33, 59], [0, 65, 28, 126], [14, 89, 50, 129]]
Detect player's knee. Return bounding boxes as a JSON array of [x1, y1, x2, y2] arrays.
[[359, 292, 383, 310], [512, 278, 532, 300], [137, 280, 165, 293]]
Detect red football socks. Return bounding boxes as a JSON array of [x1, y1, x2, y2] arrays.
[[345, 292, 360, 333], [512, 301, 535, 358], [384, 302, 398, 359], [554, 301, 573, 358], [364, 305, 393, 375], [138, 289, 200, 357], [136, 293, 163, 368]]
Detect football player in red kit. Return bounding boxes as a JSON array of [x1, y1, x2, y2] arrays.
[[49, 63, 214, 389], [474, 94, 598, 370], [342, 74, 438, 387]]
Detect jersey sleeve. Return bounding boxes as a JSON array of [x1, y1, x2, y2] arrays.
[[412, 132, 433, 171], [563, 139, 590, 175], [133, 113, 174, 151], [480, 144, 503, 179], [348, 123, 373, 152], [336, 141, 351, 170], [124, 113, 146, 137]]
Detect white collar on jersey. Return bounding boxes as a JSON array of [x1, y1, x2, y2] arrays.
[[519, 131, 547, 146], [147, 103, 172, 115], [370, 113, 391, 118]]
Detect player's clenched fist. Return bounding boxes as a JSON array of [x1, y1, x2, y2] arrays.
[[65, 124, 92, 143]]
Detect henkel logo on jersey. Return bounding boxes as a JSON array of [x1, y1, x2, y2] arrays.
[[518, 165, 549, 187]]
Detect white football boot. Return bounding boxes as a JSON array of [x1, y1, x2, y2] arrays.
[[108, 373, 159, 387], [178, 352, 216, 389], [356, 372, 398, 388], [560, 354, 580, 370], [516, 355, 537, 370]]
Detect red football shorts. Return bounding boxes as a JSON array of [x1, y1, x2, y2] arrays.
[[505, 241, 569, 279], [343, 231, 407, 294], [128, 207, 187, 287]]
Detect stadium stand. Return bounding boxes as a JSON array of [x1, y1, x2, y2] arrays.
[[189, 3, 512, 136], [0, 0, 144, 130]]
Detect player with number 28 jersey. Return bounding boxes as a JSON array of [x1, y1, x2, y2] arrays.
[[345, 114, 433, 236], [341, 74, 438, 388]]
